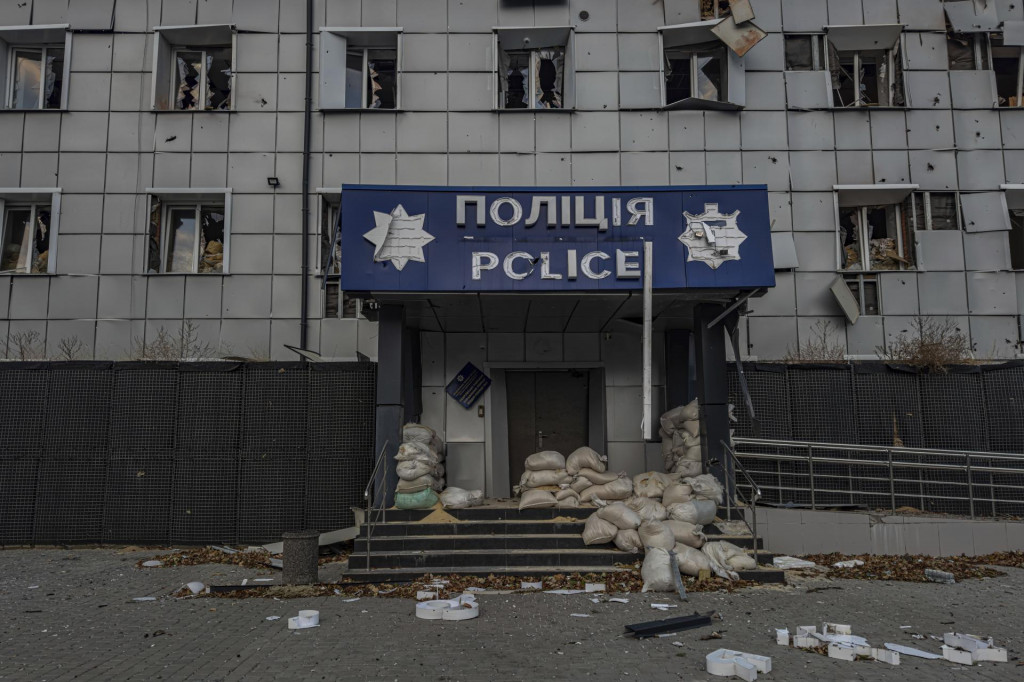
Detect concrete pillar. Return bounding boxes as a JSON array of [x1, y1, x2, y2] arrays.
[[694, 304, 733, 501], [374, 303, 405, 508]]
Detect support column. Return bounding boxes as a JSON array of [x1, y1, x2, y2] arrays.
[[374, 304, 406, 509], [694, 304, 733, 501], [665, 329, 693, 410]]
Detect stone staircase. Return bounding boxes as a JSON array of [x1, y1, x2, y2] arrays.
[[344, 505, 784, 583]]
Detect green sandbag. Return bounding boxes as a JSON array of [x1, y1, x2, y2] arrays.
[[395, 488, 439, 509]]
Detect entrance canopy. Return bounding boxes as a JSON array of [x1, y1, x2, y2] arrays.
[[339, 184, 775, 295]]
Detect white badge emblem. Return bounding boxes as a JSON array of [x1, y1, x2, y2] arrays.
[[362, 204, 435, 271], [679, 203, 746, 270]]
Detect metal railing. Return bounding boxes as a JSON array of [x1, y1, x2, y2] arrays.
[[731, 437, 1024, 519], [721, 440, 763, 566], [362, 441, 389, 571]]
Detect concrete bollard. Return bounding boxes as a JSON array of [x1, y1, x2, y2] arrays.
[[281, 530, 320, 585]]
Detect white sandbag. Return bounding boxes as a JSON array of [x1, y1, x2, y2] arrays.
[[641, 547, 676, 592], [597, 502, 643, 530], [433, 462, 446, 479], [663, 520, 706, 548], [674, 543, 713, 577], [555, 487, 579, 502], [394, 441, 440, 463], [638, 519, 676, 551], [660, 399, 700, 431], [431, 477, 445, 492], [519, 489, 557, 510], [520, 469, 571, 488], [671, 429, 701, 449], [395, 475, 435, 494], [703, 541, 756, 571], [685, 474, 725, 505], [440, 487, 484, 509], [613, 528, 644, 553], [566, 446, 607, 475], [579, 475, 633, 502], [402, 423, 437, 445], [525, 450, 566, 471], [396, 460, 433, 481], [671, 460, 703, 478], [556, 495, 580, 509], [666, 499, 717, 525], [681, 419, 700, 438], [633, 472, 665, 498], [662, 483, 694, 506], [569, 476, 593, 493], [700, 542, 741, 580], [578, 468, 621, 485], [625, 496, 668, 522], [681, 445, 703, 462], [582, 514, 618, 545], [660, 432, 674, 457]]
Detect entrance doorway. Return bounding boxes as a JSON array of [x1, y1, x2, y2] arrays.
[[505, 370, 590, 489]]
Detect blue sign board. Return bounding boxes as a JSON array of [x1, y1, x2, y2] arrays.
[[339, 185, 775, 293], [445, 362, 492, 409]]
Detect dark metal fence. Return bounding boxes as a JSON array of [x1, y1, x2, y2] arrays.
[[0, 361, 377, 546]]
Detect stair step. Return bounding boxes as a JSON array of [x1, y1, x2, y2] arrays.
[[374, 507, 596, 522], [354, 532, 763, 552], [360, 521, 586, 537], [347, 548, 630, 570], [341, 565, 786, 584]]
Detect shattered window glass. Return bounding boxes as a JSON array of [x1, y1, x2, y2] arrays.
[[904, 192, 926, 231], [533, 48, 564, 109], [173, 47, 231, 111], [866, 206, 903, 270], [664, 52, 693, 105], [148, 198, 163, 274], [929, 193, 959, 230], [841, 205, 912, 271], [502, 50, 530, 109], [198, 206, 225, 273], [785, 36, 814, 71], [321, 202, 340, 275], [695, 51, 724, 101], [991, 36, 1023, 107], [839, 208, 864, 270], [857, 52, 883, 106], [701, 0, 731, 20], [174, 51, 203, 110], [206, 47, 233, 110], [367, 49, 397, 109], [166, 207, 197, 273], [1, 206, 51, 274], [665, 43, 726, 104]]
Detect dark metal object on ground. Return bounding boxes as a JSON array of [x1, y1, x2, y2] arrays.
[[625, 611, 714, 638], [282, 530, 319, 585]]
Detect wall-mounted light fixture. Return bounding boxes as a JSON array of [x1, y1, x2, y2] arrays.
[[267, 177, 281, 188]]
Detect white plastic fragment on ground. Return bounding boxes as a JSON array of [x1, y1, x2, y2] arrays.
[[943, 632, 1008, 663], [521, 581, 542, 590], [288, 610, 320, 629], [570, 613, 591, 618], [544, 589, 587, 595], [706, 649, 772, 681], [942, 645, 973, 665], [609, 598, 629, 604], [884, 643, 943, 660], [28, 585, 39, 589], [132, 597, 156, 602], [342, 597, 360, 603], [832, 560, 864, 568], [416, 590, 438, 601], [775, 629, 789, 646], [924, 568, 956, 584], [772, 556, 815, 569], [141, 560, 163, 567], [464, 587, 485, 592], [253, 578, 274, 582], [585, 583, 606, 592], [651, 603, 678, 610], [415, 595, 479, 621], [265, 616, 280, 621], [186, 581, 206, 595]]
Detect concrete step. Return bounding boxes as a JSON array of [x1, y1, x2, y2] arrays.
[[342, 564, 786, 584], [347, 547, 629, 570]]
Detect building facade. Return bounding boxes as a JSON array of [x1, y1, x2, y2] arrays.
[[3, 0, 1024, 493]]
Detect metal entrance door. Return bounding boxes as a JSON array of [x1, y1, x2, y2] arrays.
[[506, 370, 590, 490]]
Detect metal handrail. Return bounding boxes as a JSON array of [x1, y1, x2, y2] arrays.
[[721, 440, 763, 566], [363, 441, 389, 572], [734, 437, 1024, 462]]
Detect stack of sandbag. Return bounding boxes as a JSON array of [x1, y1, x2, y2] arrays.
[[518, 450, 571, 510], [566, 447, 633, 504], [659, 399, 703, 478], [393, 423, 445, 509], [594, 502, 643, 552], [439, 487, 484, 510]]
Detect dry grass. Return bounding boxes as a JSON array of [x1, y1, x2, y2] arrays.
[[876, 316, 973, 371], [783, 320, 846, 363]]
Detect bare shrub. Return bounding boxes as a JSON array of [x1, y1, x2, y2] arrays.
[[876, 316, 973, 371], [783, 320, 845, 363], [54, 336, 87, 361], [3, 330, 47, 360], [133, 320, 225, 361]]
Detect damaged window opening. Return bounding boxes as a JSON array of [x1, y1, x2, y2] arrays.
[[905, 191, 961, 231], [784, 35, 824, 71], [171, 46, 232, 111], [7, 45, 64, 110], [320, 199, 341, 275], [828, 41, 904, 107], [665, 42, 727, 104], [839, 204, 914, 272], [991, 35, 1024, 107], [345, 48, 397, 109], [324, 281, 363, 319], [0, 204, 51, 274], [498, 48, 564, 110], [1010, 211, 1024, 269], [148, 199, 225, 274], [947, 31, 989, 71], [700, 0, 732, 21], [844, 273, 880, 315]]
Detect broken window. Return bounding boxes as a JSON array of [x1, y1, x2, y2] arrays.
[[498, 48, 566, 109], [0, 203, 51, 274], [320, 29, 402, 110], [839, 204, 914, 271], [665, 42, 728, 104], [991, 34, 1024, 107], [784, 35, 825, 71], [171, 46, 232, 111], [700, 0, 732, 21], [344, 47, 397, 109], [320, 198, 341, 275], [826, 26, 905, 107], [844, 274, 880, 316], [905, 191, 961, 231], [947, 31, 989, 70], [8, 46, 64, 110], [148, 197, 227, 274], [1010, 210, 1024, 269]]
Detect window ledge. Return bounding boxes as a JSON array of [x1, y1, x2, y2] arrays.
[[831, 105, 907, 111], [491, 108, 575, 113], [0, 109, 65, 114], [0, 272, 57, 277], [662, 99, 743, 111], [319, 108, 404, 113], [143, 272, 229, 276], [153, 109, 235, 114]]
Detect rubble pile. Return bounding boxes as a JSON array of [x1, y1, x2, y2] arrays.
[[394, 423, 446, 509]]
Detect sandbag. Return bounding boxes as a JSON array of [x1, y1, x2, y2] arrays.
[[555, 487, 579, 502], [671, 460, 703, 478], [662, 483, 694, 506], [700, 542, 741, 580], [660, 432, 674, 457], [663, 520, 706, 548], [613, 528, 644, 553], [625, 496, 668, 522], [674, 543, 713, 577], [394, 441, 440, 463], [440, 487, 484, 509], [570, 476, 593, 493], [556, 495, 580, 509], [520, 469, 571, 488], [525, 450, 565, 471], [660, 399, 700, 433], [566, 446, 607, 475], [578, 468, 621, 485], [671, 429, 701, 449], [394, 488, 439, 509], [579, 475, 633, 502], [396, 460, 433, 481], [633, 471, 674, 498], [666, 499, 717, 525], [638, 519, 676, 551], [703, 541, 756, 571], [597, 502, 642, 530], [680, 419, 700, 438], [519, 489, 557, 510], [396, 475, 435, 494], [582, 514, 618, 545], [686, 474, 725, 505], [432, 477, 445, 492], [641, 547, 675, 592], [403, 423, 437, 445]]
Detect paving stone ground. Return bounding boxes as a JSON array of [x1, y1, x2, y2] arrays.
[[0, 548, 1022, 681]]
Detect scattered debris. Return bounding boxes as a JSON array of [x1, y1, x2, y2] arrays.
[[609, 598, 630, 604], [569, 613, 591, 618], [802, 553, 1003, 582], [773, 557, 815, 569], [287, 610, 320, 630], [265, 616, 280, 621], [925, 569, 956, 584], [706, 649, 772, 681], [585, 583, 606, 592], [832, 560, 863, 568], [27, 585, 39, 590], [544, 589, 588, 595], [651, 603, 678, 611], [943, 633, 1008, 663], [186, 582, 207, 595], [342, 597, 360, 603], [416, 590, 438, 601], [132, 597, 156, 602], [626, 612, 714, 638], [415, 595, 479, 621], [137, 547, 276, 570], [141, 560, 163, 568], [701, 632, 725, 641]]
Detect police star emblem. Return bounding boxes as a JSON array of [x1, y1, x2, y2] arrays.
[[363, 204, 434, 271], [679, 203, 747, 270]]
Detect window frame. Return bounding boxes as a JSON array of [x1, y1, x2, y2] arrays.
[[989, 33, 1024, 108], [492, 26, 575, 112], [0, 188, 61, 274], [843, 273, 881, 316], [151, 24, 236, 112], [906, 191, 963, 231], [0, 24, 72, 111], [783, 33, 825, 71], [145, 188, 231, 274], [319, 27, 403, 111], [825, 25, 905, 109], [658, 21, 745, 110], [316, 189, 364, 319], [663, 41, 729, 104]]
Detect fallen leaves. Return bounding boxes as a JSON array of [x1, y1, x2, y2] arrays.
[[137, 548, 277, 571], [802, 553, 1006, 582]]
